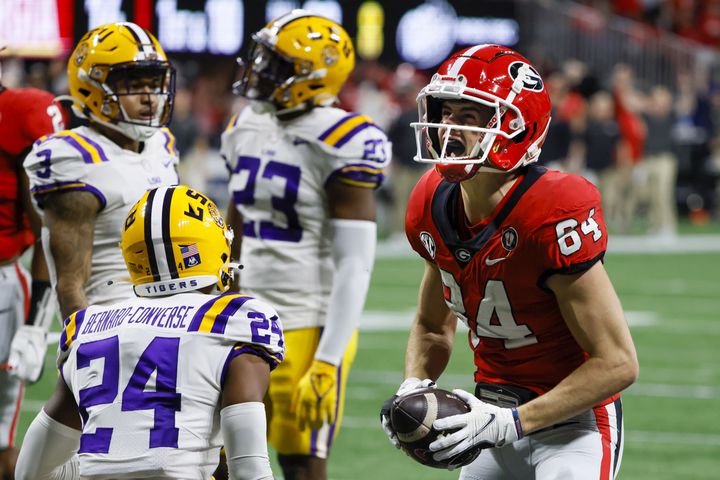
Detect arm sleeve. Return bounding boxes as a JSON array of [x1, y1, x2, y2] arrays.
[[314, 219, 376, 365], [15, 409, 80, 480], [221, 402, 273, 480]]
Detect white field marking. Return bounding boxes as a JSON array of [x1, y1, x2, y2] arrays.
[[376, 234, 720, 258], [360, 310, 657, 331], [626, 383, 720, 400], [341, 414, 720, 446], [346, 370, 720, 400], [47, 332, 60, 345]]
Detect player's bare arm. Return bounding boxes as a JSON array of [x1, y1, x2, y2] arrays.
[[42, 377, 82, 430], [326, 179, 376, 221], [517, 261, 639, 434], [221, 352, 271, 407], [43, 190, 101, 318], [220, 352, 274, 480], [404, 261, 457, 381]]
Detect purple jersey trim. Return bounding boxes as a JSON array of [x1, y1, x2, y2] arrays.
[[59, 309, 87, 352], [333, 122, 382, 148], [187, 293, 232, 332], [325, 164, 385, 189], [220, 344, 281, 388], [31, 182, 108, 209], [211, 295, 253, 334], [318, 113, 360, 141], [73, 132, 109, 162]]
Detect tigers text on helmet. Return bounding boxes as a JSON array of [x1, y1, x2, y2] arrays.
[[120, 186, 235, 297], [233, 9, 355, 118], [411, 44, 552, 183], [67, 22, 175, 142]]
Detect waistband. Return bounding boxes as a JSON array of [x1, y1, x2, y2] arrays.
[[475, 382, 539, 408]]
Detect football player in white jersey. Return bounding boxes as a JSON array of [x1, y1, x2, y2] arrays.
[[15, 185, 284, 480], [23, 22, 180, 321], [222, 10, 391, 480]]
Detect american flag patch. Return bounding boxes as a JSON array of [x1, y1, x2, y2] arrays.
[[180, 243, 201, 268]]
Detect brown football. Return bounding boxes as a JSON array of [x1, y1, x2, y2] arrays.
[[389, 388, 483, 469]]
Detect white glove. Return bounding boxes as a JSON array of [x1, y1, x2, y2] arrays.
[[429, 388, 523, 461], [380, 377, 436, 449], [8, 325, 48, 383]]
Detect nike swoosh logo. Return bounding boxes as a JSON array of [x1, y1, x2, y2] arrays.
[[480, 413, 496, 431], [484, 256, 507, 266]]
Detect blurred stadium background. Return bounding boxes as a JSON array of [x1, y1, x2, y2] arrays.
[[2, 0, 720, 478]]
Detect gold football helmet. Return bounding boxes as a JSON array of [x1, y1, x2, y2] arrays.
[[234, 10, 355, 117], [120, 186, 235, 297], [67, 22, 175, 141]]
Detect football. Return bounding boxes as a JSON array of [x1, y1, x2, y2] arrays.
[[389, 388, 483, 469]]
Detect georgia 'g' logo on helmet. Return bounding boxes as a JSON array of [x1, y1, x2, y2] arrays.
[[120, 185, 235, 297], [508, 62, 544, 92], [233, 9, 355, 118]]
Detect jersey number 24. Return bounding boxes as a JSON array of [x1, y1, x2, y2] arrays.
[[76, 336, 180, 453]]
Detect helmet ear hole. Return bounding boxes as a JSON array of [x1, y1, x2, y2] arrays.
[[513, 122, 534, 144], [512, 127, 528, 144]]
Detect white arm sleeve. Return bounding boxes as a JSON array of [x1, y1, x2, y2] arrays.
[[221, 402, 273, 480], [315, 219, 376, 365], [15, 409, 80, 480]]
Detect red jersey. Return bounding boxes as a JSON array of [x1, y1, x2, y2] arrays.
[[406, 165, 611, 399], [0, 87, 65, 260]]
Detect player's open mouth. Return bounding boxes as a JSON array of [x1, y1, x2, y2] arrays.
[[445, 139, 466, 157]]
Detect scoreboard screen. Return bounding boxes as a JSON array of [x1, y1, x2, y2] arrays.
[[1, 0, 518, 70]]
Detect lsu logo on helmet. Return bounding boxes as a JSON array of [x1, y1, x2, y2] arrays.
[[120, 185, 235, 297]]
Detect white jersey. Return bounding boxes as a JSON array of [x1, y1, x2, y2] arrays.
[[221, 105, 391, 330], [58, 292, 285, 479], [24, 126, 180, 305]]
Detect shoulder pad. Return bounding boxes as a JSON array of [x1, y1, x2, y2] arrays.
[[24, 129, 110, 207], [187, 293, 285, 363], [293, 108, 391, 161]]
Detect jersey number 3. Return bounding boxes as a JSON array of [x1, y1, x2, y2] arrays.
[[76, 336, 181, 453]]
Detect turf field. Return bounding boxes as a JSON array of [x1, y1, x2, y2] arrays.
[[17, 246, 720, 479]]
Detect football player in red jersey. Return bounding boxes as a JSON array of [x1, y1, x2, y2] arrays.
[[380, 45, 639, 479], [0, 62, 66, 477]]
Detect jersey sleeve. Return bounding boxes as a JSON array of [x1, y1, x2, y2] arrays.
[[405, 170, 439, 263], [315, 113, 392, 189], [187, 294, 285, 373], [530, 176, 608, 287], [23, 131, 109, 209]]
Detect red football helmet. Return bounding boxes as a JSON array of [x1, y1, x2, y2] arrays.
[[411, 44, 552, 182]]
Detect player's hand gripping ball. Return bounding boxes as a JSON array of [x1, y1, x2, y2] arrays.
[[389, 388, 483, 469]]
